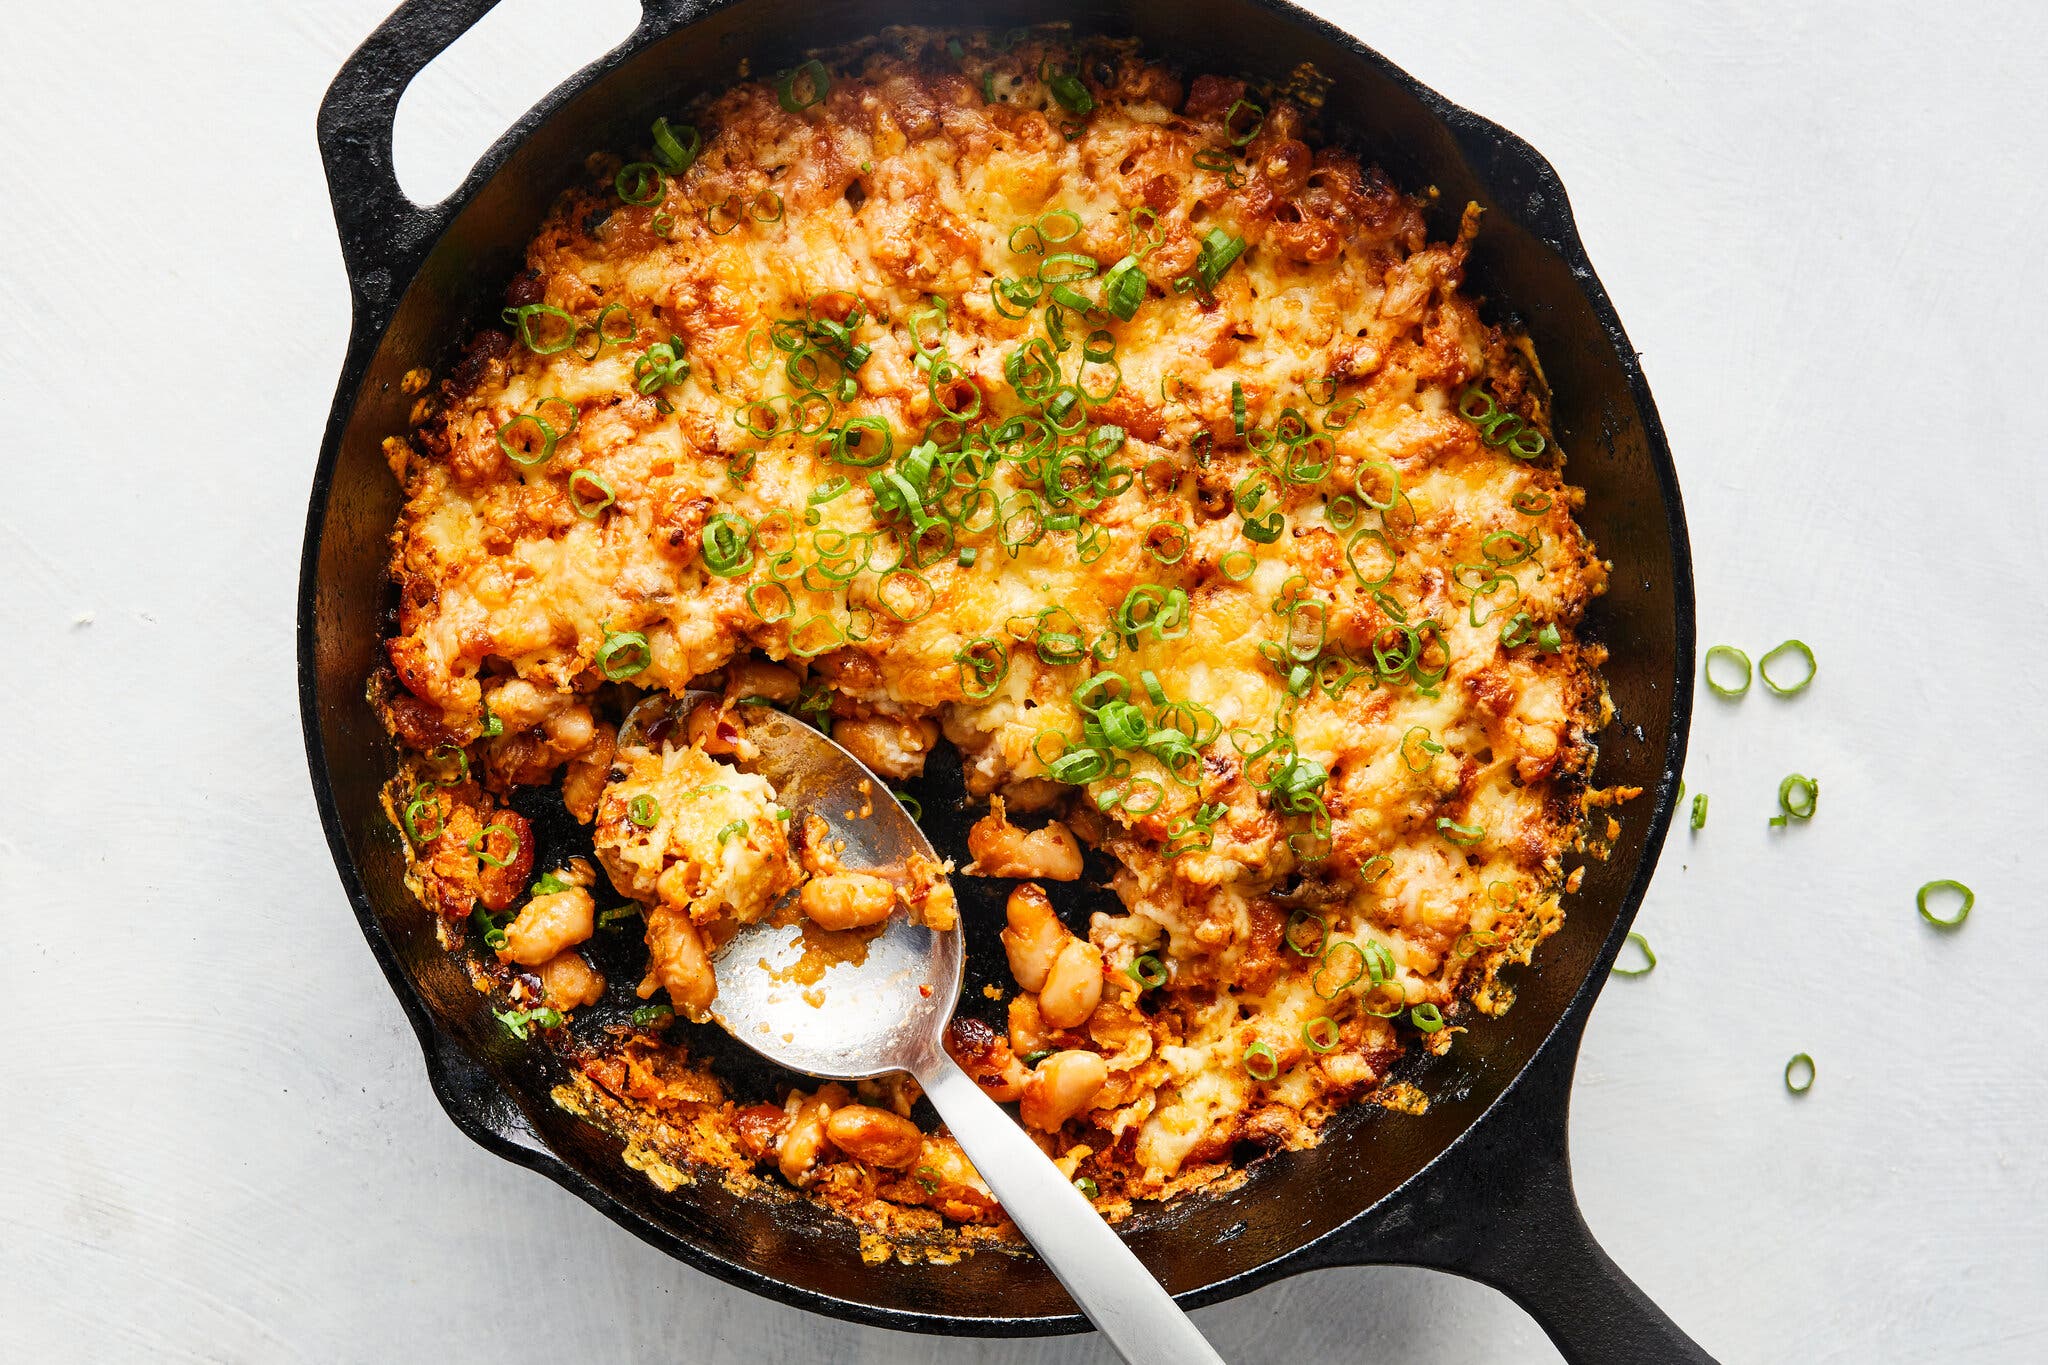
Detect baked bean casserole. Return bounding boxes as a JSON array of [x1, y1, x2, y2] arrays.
[[375, 27, 1613, 1251]]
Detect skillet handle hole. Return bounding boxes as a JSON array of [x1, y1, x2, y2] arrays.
[[392, 0, 641, 207]]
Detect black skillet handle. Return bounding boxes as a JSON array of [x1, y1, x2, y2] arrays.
[[1328, 1013, 1718, 1364], [316, 0, 687, 326], [315, 0, 516, 321]]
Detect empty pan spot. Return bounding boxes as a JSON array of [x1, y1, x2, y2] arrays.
[[392, 0, 640, 206]]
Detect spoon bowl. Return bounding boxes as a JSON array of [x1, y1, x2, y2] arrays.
[[707, 697, 961, 1079]]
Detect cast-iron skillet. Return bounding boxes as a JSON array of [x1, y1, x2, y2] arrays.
[[302, 1, 1708, 1358]]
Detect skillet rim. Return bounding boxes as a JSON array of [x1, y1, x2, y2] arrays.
[[298, 0, 1695, 1336]]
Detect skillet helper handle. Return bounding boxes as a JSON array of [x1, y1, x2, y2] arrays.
[[914, 1053, 1226, 1365], [315, 0, 511, 309], [1465, 1159, 1716, 1365], [1337, 1021, 1716, 1364]]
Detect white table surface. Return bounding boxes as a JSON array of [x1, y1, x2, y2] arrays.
[[4, 1, 2044, 1360]]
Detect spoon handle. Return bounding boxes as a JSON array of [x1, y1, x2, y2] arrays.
[[915, 1053, 1227, 1365]]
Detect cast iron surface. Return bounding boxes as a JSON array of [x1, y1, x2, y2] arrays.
[[302, 2, 1707, 1359]]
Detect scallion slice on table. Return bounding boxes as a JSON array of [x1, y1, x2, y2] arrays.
[[1770, 773, 1818, 826], [1758, 639, 1816, 695], [1784, 1053, 1816, 1094], [1703, 644, 1752, 698], [1611, 931, 1657, 977], [1915, 879, 1974, 928]]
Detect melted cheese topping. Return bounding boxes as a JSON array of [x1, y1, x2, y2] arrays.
[[382, 29, 1608, 1217]]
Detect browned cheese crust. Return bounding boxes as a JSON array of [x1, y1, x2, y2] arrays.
[[373, 27, 1610, 1240]]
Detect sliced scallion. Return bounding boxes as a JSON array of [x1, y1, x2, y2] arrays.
[[596, 623, 651, 680], [777, 59, 830, 112], [469, 823, 519, 868], [1771, 773, 1818, 826], [1704, 644, 1752, 698], [1758, 639, 1816, 695], [1610, 931, 1656, 976], [1915, 879, 1973, 928]]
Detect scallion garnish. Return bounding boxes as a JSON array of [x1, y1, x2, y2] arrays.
[[632, 1004, 674, 1027], [400, 789, 443, 844], [493, 1006, 564, 1040], [596, 623, 651, 680], [1302, 1017, 1339, 1053], [1758, 639, 1816, 695], [471, 904, 508, 950], [700, 512, 755, 576], [597, 903, 642, 931], [426, 742, 470, 787], [1610, 931, 1656, 976], [1784, 1053, 1815, 1094], [615, 162, 665, 206], [501, 303, 576, 355], [568, 468, 615, 519], [1410, 1003, 1446, 1033], [468, 823, 519, 868], [627, 794, 660, 828], [496, 412, 559, 467], [715, 819, 748, 844], [1283, 909, 1326, 958], [1127, 954, 1167, 989], [1770, 773, 1818, 826], [776, 59, 830, 112], [1193, 228, 1247, 291], [1241, 1041, 1279, 1081], [1400, 725, 1442, 773], [954, 636, 1009, 700], [1915, 879, 1973, 928], [1704, 644, 1751, 698], [1455, 387, 1547, 459], [1436, 817, 1485, 846], [1224, 97, 1265, 146], [1690, 792, 1708, 829], [1312, 941, 1366, 999], [1101, 254, 1146, 320], [1047, 70, 1094, 116], [633, 337, 690, 394], [650, 118, 700, 174]]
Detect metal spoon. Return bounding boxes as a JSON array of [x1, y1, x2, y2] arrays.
[[678, 693, 1224, 1365]]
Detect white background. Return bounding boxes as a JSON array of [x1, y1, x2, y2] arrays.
[[3, 1, 2043, 1360]]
